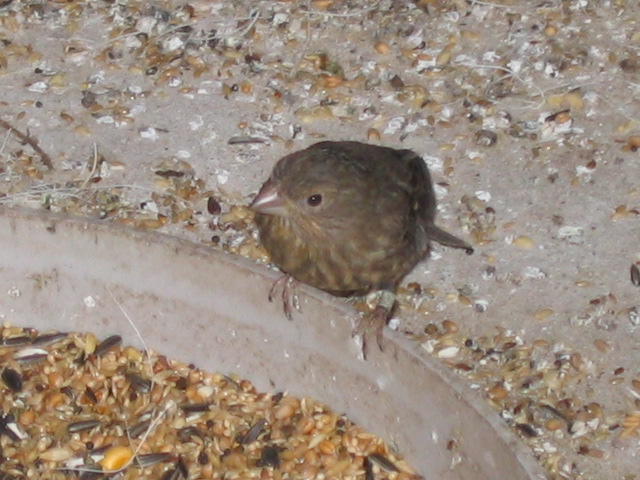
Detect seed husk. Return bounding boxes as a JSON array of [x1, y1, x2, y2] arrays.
[[197, 451, 209, 465], [256, 445, 280, 468], [84, 386, 98, 404], [515, 423, 539, 438], [368, 453, 400, 472], [207, 196, 222, 215], [177, 426, 207, 442], [539, 404, 571, 423], [155, 169, 185, 178], [512, 236, 535, 249], [179, 402, 211, 413], [227, 136, 267, 145], [631, 263, 640, 287], [161, 466, 186, 480]]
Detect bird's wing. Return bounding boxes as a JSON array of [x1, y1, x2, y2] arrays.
[[399, 149, 473, 252], [397, 149, 437, 223]]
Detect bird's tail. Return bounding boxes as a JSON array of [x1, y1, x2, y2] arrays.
[[424, 223, 474, 255]]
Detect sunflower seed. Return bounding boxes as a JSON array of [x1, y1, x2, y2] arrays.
[[94, 335, 122, 356], [13, 347, 48, 364], [127, 419, 152, 439], [1, 368, 22, 392], [125, 372, 152, 394], [238, 419, 267, 444], [68, 420, 101, 433], [135, 452, 172, 467], [1, 335, 32, 346], [364, 456, 374, 480], [176, 456, 188, 478], [0, 414, 27, 441], [79, 469, 103, 480], [160, 467, 184, 480], [32, 332, 68, 345]]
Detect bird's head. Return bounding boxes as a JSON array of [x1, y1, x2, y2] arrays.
[[250, 150, 355, 234]]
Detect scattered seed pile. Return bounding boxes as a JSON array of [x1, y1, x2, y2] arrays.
[[1, 1, 640, 479], [404, 318, 640, 478], [0, 325, 420, 480]]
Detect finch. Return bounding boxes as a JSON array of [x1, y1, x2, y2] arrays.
[[250, 141, 472, 356]]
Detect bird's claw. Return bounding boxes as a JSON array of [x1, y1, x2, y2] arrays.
[[352, 290, 396, 359], [353, 305, 388, 360], [268, 275, 301, 321]]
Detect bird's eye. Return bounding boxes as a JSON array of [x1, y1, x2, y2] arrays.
[[307, 194, 323, 207]]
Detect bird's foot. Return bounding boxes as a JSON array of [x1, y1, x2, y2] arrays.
[[268, 275, 301, 321], [352, 290, 396, 359], [353, 306, 387, 360]]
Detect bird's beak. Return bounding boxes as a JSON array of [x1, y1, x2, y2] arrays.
[[250, 179, 287, 216]]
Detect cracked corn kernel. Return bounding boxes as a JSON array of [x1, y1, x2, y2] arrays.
[[100, 446, 134, 471]]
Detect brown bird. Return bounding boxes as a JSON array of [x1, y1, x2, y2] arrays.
[[250, 141, 472, 356]]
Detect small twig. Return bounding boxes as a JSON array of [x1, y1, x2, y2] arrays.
[[103, 289, 171, 473], [0, 183, 195, 207], [288, 0, 314, 79], [0, 118, 54, 170], [455, 62, 548, 109], [234, 8, 260, 37], [0, 127, 11, 156], [81, 143, 100, 188], [592, 92, 640, 126], [106, 288, 154, 382], [468, 0, 523, 10], [303, 1, 381, 18]]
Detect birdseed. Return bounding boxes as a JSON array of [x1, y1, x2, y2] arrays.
[[0, 324, 421, 480]]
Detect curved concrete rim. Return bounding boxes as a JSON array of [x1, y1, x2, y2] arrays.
[[0, 206, 546, 479]]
